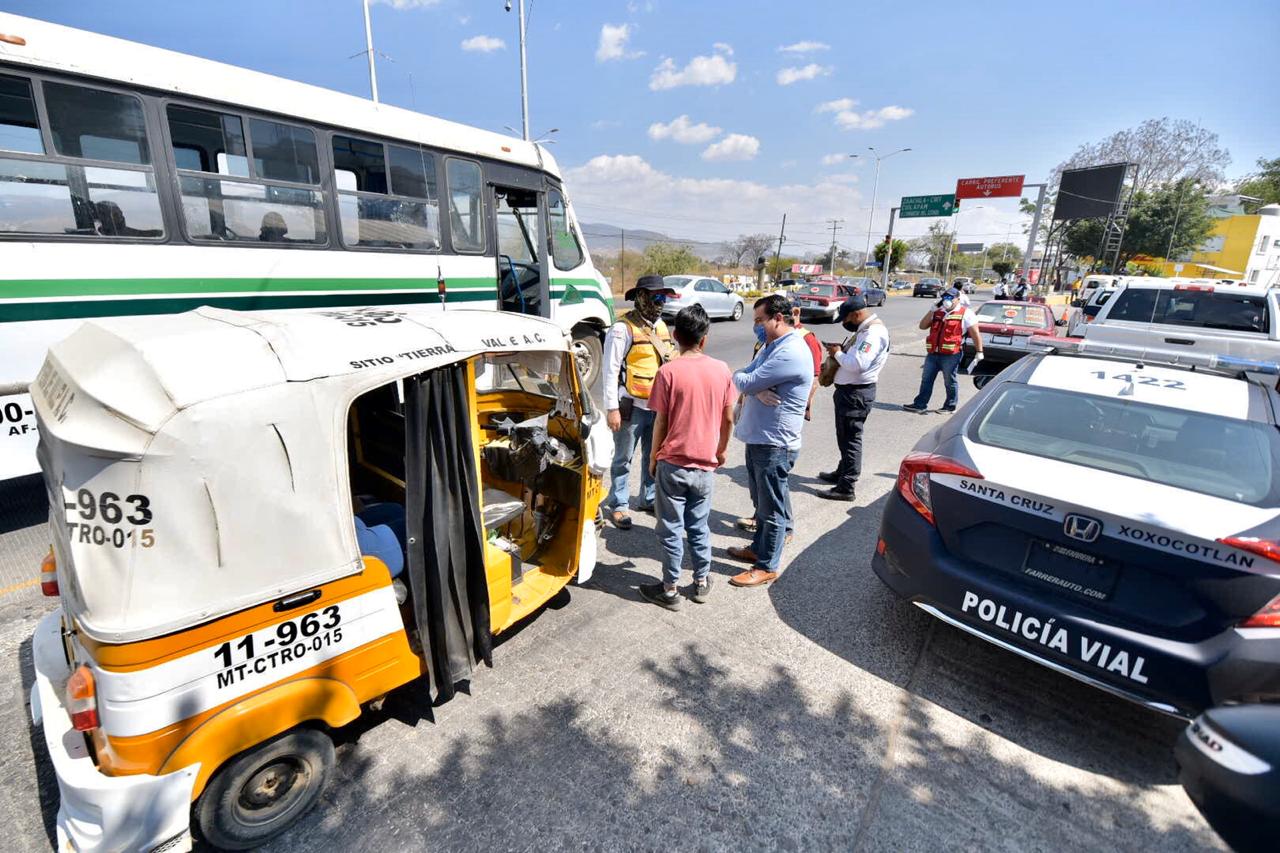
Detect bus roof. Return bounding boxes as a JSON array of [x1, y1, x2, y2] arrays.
[[0, 13, 559, 176]]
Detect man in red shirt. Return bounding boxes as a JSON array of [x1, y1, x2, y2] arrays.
[[640, 304, 736, 610]]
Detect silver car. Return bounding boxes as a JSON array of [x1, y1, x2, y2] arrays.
[[660, 275, 746, 321]]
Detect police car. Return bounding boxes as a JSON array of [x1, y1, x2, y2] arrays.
[[873, 338, 1280, 717]]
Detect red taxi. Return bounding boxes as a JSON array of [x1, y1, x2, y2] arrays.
[[965, 300, 1064, 386]]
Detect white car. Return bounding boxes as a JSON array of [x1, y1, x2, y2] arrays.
[[875, 338, 1280, 717], [1086, 279, 1279, 362], [1066, 284, 1119, 337], [660, 275, 746, 321]]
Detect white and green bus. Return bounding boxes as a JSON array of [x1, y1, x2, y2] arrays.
[[0, 13, 613, 480]]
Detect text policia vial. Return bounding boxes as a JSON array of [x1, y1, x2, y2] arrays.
[[960, 591, 1150, 684]]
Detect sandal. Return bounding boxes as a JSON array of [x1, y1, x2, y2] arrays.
[[609, 510, 633, 530]]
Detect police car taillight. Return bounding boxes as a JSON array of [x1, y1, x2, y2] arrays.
[[1219, 536, 1280, 566], [1240, 594, 1280, 629], [66, 664, 99, 732], [896, 452, 982, 526]]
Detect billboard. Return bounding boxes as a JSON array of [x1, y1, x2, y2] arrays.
[[956, 243, 985, 253], [1053, 163, 1129, 221], [791, 264, 823, 275]]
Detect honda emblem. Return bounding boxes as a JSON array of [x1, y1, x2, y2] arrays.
[[1063, 513, 1102, 543]]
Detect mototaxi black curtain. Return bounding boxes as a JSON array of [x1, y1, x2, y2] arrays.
[[404, 364, 492, 703]]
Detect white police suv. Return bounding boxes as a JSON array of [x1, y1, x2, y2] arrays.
[[873, 339, 1280, 717]]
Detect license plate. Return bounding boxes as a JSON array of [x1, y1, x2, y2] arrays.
[[990, 334, 1013, 345], [1023, 540, 1117, 601]]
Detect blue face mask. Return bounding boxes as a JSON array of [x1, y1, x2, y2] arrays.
[[754, 322, 767, 344], [651, 293, 668, 306]]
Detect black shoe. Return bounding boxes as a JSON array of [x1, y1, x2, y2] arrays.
[[635, 502, 656, 514], [689, 576, 712, 604], [902, 403, 928, 413], [937, 406, 957, 414], [640, 582, 683, 611], [818, 487, 856, 502], [817, 470, 839, 484]]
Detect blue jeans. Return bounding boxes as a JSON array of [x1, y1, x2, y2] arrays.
[[746, 443, 798, 574], [604, 405, 656, 510], [654, 461, 714, 587], [746, 453, 793, 536], [913, 352, 962, 410]]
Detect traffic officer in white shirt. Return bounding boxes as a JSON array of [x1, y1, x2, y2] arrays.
[[818, 294, 890, 501]]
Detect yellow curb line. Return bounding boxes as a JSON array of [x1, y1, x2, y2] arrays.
[[0, 577, 39, 598]]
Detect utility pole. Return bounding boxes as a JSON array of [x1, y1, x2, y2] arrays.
[[826, 219, 844, 273], [361, 0, 379, 103], [881, 206, 899, 290], [507, 0, 530, 140], [773, 213, 787, 280], [1021, 182, 1047, 281]]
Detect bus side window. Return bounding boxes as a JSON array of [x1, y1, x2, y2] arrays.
[[0, 77, 165, 240], [332, 134, 439, 251], [168, 105, 326, 246], [445, 158, 485, 253], [547, 188, 584, 271]]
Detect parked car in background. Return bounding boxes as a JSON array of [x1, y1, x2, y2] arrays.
[[889, 279, 912, 291], [964, 300, 1064, 387], [794, 281, 857, 322], [1067, 283, 1119, 337], [953, 277, 977, 294], [860, 282, 887, 307], [1084, 279, 1280, 362], [662, 275, 746, 321], [914, 277, 944, 298]]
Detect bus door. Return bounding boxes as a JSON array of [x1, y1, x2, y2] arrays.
[[487, 166, 549, 318]]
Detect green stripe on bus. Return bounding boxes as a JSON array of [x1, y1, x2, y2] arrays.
[[0, 284, 611, 324]]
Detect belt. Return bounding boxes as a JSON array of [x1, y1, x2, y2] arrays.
[[836, 381, 876, 390]]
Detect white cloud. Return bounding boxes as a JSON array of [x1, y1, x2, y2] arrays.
[[816, 98, 913, 130], [778, 40, 830, 54], [456, 14, 470, 24], [564, 154, 865, 243], [777, 64, 832, 86], [821, 153, 850, 166], [648, 115, 722, 144], [701, 133, 759, 162], [649, 52, 737, 90], [591, 119, 623, 130], [596, 23, 644, 62], [713, 42, 734, 55], [816, 97, 856, 113], [461, 35, 505, 53], [370, 0, 442, 9]]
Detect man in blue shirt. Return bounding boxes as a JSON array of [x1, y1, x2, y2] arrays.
[[727, 295, 814, 587]]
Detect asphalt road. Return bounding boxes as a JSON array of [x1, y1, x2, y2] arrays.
[[0, 291, 1224, 851]]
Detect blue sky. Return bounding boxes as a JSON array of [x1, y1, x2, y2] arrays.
[[12, 0, 1279, 256]]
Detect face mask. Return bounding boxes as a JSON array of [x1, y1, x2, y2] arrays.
[[940, 298, 954, 311], [754, 323, 767, 344], [842, 319, 858, 332]]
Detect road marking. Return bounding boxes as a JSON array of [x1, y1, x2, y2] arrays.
[[0, 577, 39, 598]]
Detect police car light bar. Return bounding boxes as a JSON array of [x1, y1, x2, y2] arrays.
[[1028, 336, 1280, 377]]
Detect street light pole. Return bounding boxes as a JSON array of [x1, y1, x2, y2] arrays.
[[881, 206, 898, 290], [853, 147, 910, 270], [506, 0, 530, 141], [361, 0, 379, 103]]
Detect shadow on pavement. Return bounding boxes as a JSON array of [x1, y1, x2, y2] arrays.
[[259, 642, 1219, 852], [768, 492, 1188, 786]]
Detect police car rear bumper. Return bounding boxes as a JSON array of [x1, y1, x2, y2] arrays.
[[872, 492, 1280, 719], [30, 609, 198, 853]]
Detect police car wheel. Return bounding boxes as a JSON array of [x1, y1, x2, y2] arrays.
[[571, 330, 603, 389], [197, 728, 335, 851]]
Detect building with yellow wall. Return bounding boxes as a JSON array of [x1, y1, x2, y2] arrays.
[[1150, 200, 1280, 285]]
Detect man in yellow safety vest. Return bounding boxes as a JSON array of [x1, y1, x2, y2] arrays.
[[601, 274, 676, 529]]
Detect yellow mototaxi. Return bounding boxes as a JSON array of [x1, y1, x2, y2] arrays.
[[26, 306, 610, 851]]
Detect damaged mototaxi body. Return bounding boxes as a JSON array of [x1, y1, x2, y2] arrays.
[[26, 306, 610, 852]]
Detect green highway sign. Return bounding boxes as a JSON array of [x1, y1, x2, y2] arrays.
[[900, 194, 956, 218]]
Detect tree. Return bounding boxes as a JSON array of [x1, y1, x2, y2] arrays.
[[1062, 179, 1214, 269], [721, 233, 774, 269], [908, 221, 954, 273], [1055, 118, 1231, 194], [767, 254, 802, 280], [991, 260, 1015, 278], [873, 238, 909, 272], [1237, 156, 1280, 210], [639, 243, 700, 277]]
